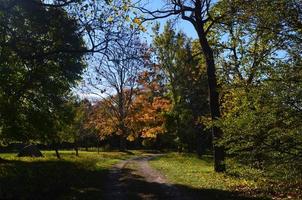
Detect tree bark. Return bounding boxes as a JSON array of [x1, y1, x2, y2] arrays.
[[119, 134, 126, 151], [85, 139, 88, 151], [196, 25, 226, 172], [53, 142, 61, 159], [74, 142, 79, 157], [138, 0, 226, 171], [55, 148, 61, 159]]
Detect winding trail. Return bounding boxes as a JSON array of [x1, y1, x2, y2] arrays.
[[102, 154, 263, 200], [103, 153, 187, 200]]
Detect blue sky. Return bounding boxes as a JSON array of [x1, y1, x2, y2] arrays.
[[140, 0, 198, 43], [77, 0, 199, 100]]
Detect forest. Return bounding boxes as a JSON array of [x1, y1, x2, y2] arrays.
[[0, 0, 301, 199]]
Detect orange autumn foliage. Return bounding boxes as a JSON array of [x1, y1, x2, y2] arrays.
[[88, 68, 171, 142], [88, 99, 119, 140], [128, 67, 171, 139], [129, 93, 171, 139]]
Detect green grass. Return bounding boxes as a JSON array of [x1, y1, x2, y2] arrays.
[[1, 151, 300, 199], [151, 153, 257, 190], [0, 150, 138, 199], [149, 153, 301, 200]]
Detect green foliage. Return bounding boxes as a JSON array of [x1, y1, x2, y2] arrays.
[[219, 63, 302, 176], [152, 22, 210, 153], [61, 99, 94, 144], [212, 0, 302, 180], [0, 0, 86, 143]]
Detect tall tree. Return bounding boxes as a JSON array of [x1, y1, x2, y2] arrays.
[[85, 27, 146, 149], [213, 0, 302, 175], [152, 22, 210, 154], [0, 0, 85, 145], [129, 67, 171, 145], [88, 66, 171, 148], [135, 0, 226, 171], [60, 98, 93, 156]]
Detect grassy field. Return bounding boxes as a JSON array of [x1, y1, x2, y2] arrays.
[[0, 150, 138, 199], [149, 153, 301, 200], [1, 151, 300, 199]]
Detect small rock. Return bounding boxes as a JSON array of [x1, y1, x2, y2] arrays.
[[17, 144, 43, 157]]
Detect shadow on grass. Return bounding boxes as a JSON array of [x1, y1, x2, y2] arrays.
[[0, 158, 270, 200], [0, 158, 108, 200]]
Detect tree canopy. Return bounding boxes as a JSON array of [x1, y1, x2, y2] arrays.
[[0, 0, 86, 143]]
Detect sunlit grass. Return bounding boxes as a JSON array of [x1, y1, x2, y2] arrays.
[[150, 153, 302, 199], [150, 153, 257, 190], [149, 153, 274, 199]]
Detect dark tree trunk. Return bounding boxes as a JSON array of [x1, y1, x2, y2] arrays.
[[74, 142, 79, 157], [196, 132, 206, 157], [188, 143, 194, 153], [195, 25, 225, 172], [118, 87, 127, 152], [52, 142, 61, 159], [85, 139, 88, 151], [55, 148, 61, 159], [119, 134, 126, 151]]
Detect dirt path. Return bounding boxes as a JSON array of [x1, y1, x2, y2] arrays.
[[103, 154, 188, 200], [102, 154, 264, 200]]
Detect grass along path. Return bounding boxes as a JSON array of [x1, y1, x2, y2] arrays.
[[1, 151, 299, 199], [0, 150, 140, 199], [102, 153, 264, 200], [149, 153, 272, 200]]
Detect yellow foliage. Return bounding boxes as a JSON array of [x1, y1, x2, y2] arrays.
[[133, 17, 141, 25]]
